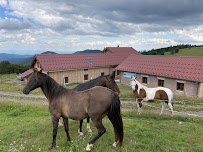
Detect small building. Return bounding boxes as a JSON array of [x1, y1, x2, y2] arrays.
[[20, 69, 34, 82], [22, 46, 140, 85], [116, 54, 203, 98]]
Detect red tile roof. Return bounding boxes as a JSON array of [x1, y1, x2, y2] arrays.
[[101, 46, 141, 55], [20, 69, 34, 78], [116, 54, 203, 82], [31, 47, 140, 71]]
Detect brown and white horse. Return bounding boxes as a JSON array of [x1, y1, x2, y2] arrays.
[[130, 78, 174, 115]]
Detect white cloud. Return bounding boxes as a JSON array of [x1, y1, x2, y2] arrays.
[[0, 0, 203, 54], [0, 0, 7, 7]]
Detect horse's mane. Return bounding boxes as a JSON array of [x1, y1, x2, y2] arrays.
[[40, 72, 68, 99], [73, 75, 108, 91]]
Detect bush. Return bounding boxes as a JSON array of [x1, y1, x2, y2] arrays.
[[0, 61, 29, 74]]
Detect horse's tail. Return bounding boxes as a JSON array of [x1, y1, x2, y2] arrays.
[[108, 94, 124, 147]]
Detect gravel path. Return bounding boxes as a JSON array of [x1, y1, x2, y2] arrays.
[[0, 91, 45, 98]]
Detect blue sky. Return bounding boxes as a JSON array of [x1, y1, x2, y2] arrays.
[[0, 0, 203, 55]]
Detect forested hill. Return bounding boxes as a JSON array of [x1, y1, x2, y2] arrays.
[[141, 45, 203, 56], [73, 49, 101, 54]]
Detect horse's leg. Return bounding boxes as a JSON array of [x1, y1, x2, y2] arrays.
[[136, 99, 141, 114], [160, 101, 165, 115], [86, 117, 92, 133], [168, 101, 174, 115], [49, 117, 59, 150], [63, 118, 71, 141], [86, 119, 106, 151], [107, 114, 118, 147], [58, 117, 63, 127], [78, 120, 84, 136]]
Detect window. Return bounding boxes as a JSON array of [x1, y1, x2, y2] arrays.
[[177, 82, 184, 91], [158, 79, 164, 87], [142, 77, 148, 84], [84, 74, 88, 80], [101, 72, 105, 76], [84, 69, 88, 71], [64, 77, 68, 84], [117, 71, 120, 76]]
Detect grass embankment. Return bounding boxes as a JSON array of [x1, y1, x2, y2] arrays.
[[165, 46, 203, 56], [0, 101, 203, 152]]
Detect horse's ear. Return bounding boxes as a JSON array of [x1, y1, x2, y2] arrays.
[[110, 73, 114, 79]]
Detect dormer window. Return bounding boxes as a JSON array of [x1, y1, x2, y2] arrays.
[[88, 57, 92, 64]]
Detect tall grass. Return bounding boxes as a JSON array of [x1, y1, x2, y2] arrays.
[[0, 100, 203, 152]]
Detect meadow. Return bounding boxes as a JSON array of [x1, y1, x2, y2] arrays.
[[165, 46, 203, 56], [0, 74, 203, 151], [0, 101, 203, 152]]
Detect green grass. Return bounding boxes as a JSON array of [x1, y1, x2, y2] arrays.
[[0, 74, 44, 95], [165, 47, 203, 56], [0, 100, 203, 152], [119, 85, 134, 100]]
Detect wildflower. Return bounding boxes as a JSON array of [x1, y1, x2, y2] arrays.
[[19, 144, 25, 150]]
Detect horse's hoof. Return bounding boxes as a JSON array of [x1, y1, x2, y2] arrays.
[[79, 132, 84, 136], [86, 144, 93, 151], [48, 145, 55, 150], [112, 142, 117, 147]]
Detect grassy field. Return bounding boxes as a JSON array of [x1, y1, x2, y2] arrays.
[[0, 74, 42, 95], [0, 100, 203, 152], [0, 73, 203, 151], [165, 46, 203, 56]]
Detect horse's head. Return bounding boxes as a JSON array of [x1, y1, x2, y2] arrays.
[[104, 74, 120, 94], [23, 69, 44, 94], [130, 77, 138, 91]]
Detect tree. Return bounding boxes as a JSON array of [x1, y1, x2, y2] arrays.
[[0, 61, 29, 74], [170, 50, 175, 55], [175, 49, 179, 53], [0, 61, 13, 74]]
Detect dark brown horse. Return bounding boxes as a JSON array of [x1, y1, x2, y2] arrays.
[[72, 74, 120, 135], [23, 70, 123, 151]]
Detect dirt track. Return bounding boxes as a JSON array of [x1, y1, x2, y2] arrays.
[[0, 91, 203, 118]]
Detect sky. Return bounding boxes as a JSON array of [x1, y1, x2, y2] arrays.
[[0, 0, 203, 55]]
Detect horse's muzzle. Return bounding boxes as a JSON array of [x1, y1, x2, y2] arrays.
[[23, 88, 29, 95]]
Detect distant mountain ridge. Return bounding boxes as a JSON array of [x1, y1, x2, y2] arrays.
[[73, 49, 101, 54], [0, 53, 32, 62], [0, 53, 33, 64], [0, 50, 101, 65]]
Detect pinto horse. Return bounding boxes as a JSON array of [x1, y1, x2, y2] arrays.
[[23, 70, 123, 151], [72, 74, 120, 135], [130, 78, 174, 115]]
